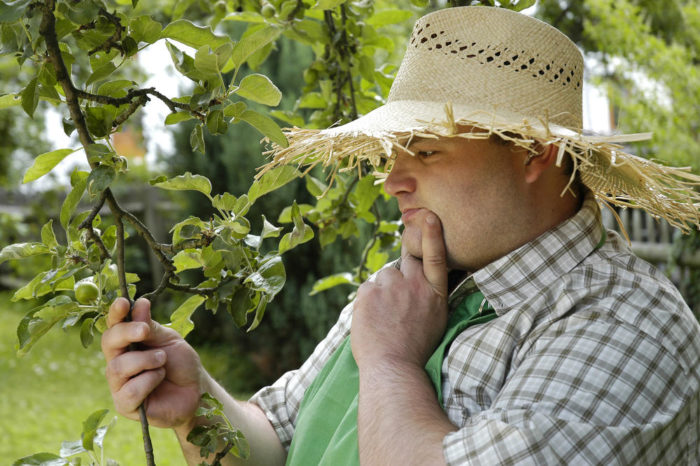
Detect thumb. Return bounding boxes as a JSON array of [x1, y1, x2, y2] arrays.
[[130, 297, 152, 323], [420, 213, 448, 297]]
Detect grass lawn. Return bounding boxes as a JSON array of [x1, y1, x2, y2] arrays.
[[0, 292, 187, 465]]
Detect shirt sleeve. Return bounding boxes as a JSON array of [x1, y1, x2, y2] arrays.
[[441, 313, 699, 465], [249, 299, 354, 450]]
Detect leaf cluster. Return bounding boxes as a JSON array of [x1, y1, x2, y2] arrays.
[[13, 409, 119, 465]]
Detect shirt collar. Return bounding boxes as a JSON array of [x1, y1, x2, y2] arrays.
[[450, 191, 604, 316]]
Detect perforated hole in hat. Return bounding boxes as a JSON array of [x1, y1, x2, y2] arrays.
[[409, 21, 582, 89]]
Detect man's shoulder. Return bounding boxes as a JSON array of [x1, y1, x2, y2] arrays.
[[556, 230, 700, 372]]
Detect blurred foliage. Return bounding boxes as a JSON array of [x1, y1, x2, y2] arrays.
[[537, 0, 699, 169]]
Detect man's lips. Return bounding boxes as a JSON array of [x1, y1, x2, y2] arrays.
[[400, 208, 423, 223]]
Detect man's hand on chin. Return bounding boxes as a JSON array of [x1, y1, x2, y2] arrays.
[[351, 211, 454, 466], [351, 210, 449, 370]]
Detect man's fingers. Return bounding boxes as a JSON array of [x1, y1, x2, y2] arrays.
[[131, 298, 151, 323], [420, 213, 448, 296], [114, 367, 166, 417], [107, 297, 131, 329], [106, 349, 167, 393], [101, 321, 150, 362]]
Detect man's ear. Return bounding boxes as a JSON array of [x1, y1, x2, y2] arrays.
[[523, 143, 558, 184]]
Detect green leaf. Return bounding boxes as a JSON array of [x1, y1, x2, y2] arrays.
[[167, 295, 206, 337], [82, 409, 109, 451], [0, 93, 21, 109], [130, 15, 162, 44], [310, 272, 355, 295], [0, 0, 32, 23], [12, 271, 75, 302], [278, 202, 314, 254], [172, 249, 204, 273], [87, 165, 116, 198], [260, 215, 283, 239], [165, 111, 194, 125], [206, 109, 228, 135], [23, 148, 76, 183], [41, 220, 58, 249], [235, 73, 282, 106], [12, 452, 67, 466], [212, 192, 237, 212], [248, 165, 299, 203], [97, 79, 134, 98], [236, 109, 287, 147], [512, 0, 536, 12], [161, 19, 232, 50], [245, 256, 286, 297], [228, 287, 254, 328], [20, 77, 39, 117], [190, 123, 205, 153], [0, 242, 50, 265], [170, 216, 206, 245], [84, 106, 115, 138], [85, 143, 113, 162], [86, 61, 116, 86], [312, 0, 346, 10], [223, 11, 266, 23], [366, 10, 413, 27], [229, 25, 281, 69], [151, 171, 212, 198], [223, 101, 247, 118], [80, 317, 95, 348], [305, 175, 327, 197], [195, 43, 233, 78], [297, 92, 326, 109], [248, 294, 269, 331], [60, 170, 88, 231], [277, 203, 313, 223], [17, 297, 77, 356], [351, 174, 381, 214], [59, 439, 87, 458]]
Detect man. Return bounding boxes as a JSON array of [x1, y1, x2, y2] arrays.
[[102, 6, 700, 465]]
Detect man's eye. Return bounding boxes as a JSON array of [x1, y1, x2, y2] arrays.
[[417, 150, 436, 158]]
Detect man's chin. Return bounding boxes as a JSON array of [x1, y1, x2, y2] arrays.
[[400, 228, 423, 259]]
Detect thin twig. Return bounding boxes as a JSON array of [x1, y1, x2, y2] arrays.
[[78, 192, 112, 260], [118, 206, 175, 272], [88, 8, 125, 56], [157, 236, 215, 255], [113, 95, 148, 127], [212, 441, 235, 466]]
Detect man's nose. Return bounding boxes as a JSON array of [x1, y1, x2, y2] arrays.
[[384, 152, 417, 197]]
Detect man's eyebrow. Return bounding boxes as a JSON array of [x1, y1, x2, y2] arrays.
[[406, 137, 442, 150]]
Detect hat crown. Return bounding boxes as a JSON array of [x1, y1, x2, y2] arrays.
[[388, 6, 584, 130]]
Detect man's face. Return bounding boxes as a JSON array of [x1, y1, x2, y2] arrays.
[[384, 134, 530, 272]]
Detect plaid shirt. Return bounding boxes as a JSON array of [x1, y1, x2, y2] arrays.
[[252, 193, 700, 465]]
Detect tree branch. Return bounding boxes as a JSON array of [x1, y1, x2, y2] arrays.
[[40, 2, 156, 463], [74, 87, 204, 119], [158, 236, 214, 255], [78, 192, 112, 260]]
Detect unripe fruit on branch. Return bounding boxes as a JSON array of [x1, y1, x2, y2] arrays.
[[74, 280, 99, 304]]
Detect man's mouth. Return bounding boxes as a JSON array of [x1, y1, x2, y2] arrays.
[[400, 208, 422, 223]]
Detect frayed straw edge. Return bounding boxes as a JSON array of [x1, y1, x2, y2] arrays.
[[258, 113, 700, 233]]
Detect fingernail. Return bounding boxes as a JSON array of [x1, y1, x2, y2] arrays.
[[155, 351, 165, 363], [426, 214, 437, 225]]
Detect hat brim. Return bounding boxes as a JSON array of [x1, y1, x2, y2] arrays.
[[260, 101, 700, 232]]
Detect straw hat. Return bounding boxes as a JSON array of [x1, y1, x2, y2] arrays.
[[262, 6, 700, 232]]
